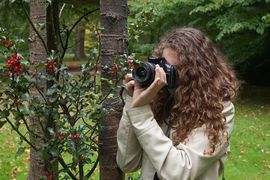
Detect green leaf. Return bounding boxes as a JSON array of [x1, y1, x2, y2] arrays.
[[21, 59, 29, 65], [0, 110, 10, 118], [262, 14, 270, 23], [0, 35, 6, 39], [37, 23, 46, 31], [46, 85, 57, 96], [15, 147, 25, 159], [58, 65, 68, 72], [0, 120, 7, 128], [21, 93, 30, 100], [47, 127, 55, 134], [49, 148, 59, 157], [256, 26, 265, 35], [48, 96, 57, 103], [15, 39, 25, 44], [37, 150, 50, 160]]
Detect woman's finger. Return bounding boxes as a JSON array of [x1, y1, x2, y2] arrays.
[[155, 65, 167, 86], [124, 80, 135, 96], [123, 73, 133, 84], [126, 80, 135, 89]]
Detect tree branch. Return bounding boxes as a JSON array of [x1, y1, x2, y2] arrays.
[[86, 155, 99, 178], [58, 156, 78, 180], [20, 0, 49, 54], [5, 117, 37, 151], [15, 105, 44, 140], [61, 8, 99, 60]]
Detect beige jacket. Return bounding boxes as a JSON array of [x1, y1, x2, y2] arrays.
[[117, 95, 235, 180]]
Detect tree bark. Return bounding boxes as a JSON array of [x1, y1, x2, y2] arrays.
[[28, 0, 47, 179], [74, 27, 86, 60], [46, 0, 60, 178], [99, 0, 128, 179], [47, 0, 60, 54]]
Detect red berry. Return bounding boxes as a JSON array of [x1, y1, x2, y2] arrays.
[[60, 134, 66, 140], [117, 65, 122, 70], [127, 59, 133, 64], [68, 134, 73, 139], [95, 32, 100, 37], [111, 66, 116, 70], [14, 99, 19, 107], [1, 39, 14, 49], [73, 134, 80, 140]]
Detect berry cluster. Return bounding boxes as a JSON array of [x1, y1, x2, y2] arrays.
[[110, 59, 134, 75], [7, 54, 23, 75], [57, 131, 66, 140], [68, 133, 80, 140], [55, 131, 80, 141], [111, 65, 122, 75], [47, 60, 56, 74], [1, 38, 14, 49]]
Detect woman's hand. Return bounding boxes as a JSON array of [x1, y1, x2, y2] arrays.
[[131, 65, 167, 107], [123, 74, 135, 97]]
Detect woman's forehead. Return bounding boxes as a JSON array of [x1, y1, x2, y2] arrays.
[[162, 48, 178, 65]]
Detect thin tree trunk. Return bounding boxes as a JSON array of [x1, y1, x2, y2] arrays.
[[46, 0, 60, 178], [99, 0, 128, 179], [28, 0, 47, 178], [75, 27, 86, 60]]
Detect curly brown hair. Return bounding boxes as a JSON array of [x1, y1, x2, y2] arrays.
[[151, 27, 238, 154]]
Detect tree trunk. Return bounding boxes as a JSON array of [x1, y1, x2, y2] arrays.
[[46, 0, 60, 178], [28, 0, 47, 179], [99, 0, 128, 179], [74, 27, 86, 60]]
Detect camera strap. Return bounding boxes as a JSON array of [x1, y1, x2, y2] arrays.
[[119, 85, 128, 106], [153, 173, 159, 180]]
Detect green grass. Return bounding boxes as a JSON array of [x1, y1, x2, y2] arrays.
[[225, 84, 270, 179], [0, 84, 269, 179], [63, 53, 89, 63], [0, 125, 29, 179]]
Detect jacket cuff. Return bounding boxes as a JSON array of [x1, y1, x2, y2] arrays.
[[126, 104, 156, 136]]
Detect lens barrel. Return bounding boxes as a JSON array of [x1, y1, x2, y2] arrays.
[[132, 62, 156, 87]]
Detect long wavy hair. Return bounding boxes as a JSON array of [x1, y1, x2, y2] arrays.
[[151, 27, 238, 154]]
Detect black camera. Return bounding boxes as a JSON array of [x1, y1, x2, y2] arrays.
[[132, 57, 179, 89]]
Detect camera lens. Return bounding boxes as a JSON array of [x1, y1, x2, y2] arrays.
[[136, 68, 147, 78], [132, 62, 155, 87]]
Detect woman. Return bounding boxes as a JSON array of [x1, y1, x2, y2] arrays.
[[117, 27, 237, 180]]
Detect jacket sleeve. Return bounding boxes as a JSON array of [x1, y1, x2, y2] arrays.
[[125, 101, 234, 179], [116, 94, 143, 172]]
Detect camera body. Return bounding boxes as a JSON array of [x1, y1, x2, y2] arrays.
[[132, 57, 179, 89]]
